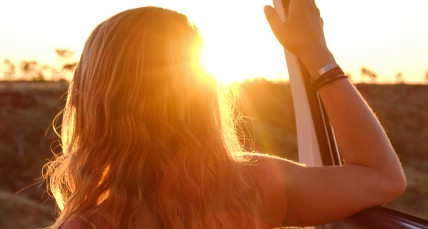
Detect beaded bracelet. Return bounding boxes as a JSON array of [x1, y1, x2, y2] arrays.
[[311, 67, 348, 91]]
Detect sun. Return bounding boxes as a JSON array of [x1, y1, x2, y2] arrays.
[[184, 0, 284, 86], [200, 44, 243, 86]]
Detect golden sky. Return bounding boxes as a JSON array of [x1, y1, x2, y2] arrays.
[[1, 0, 427, 83]]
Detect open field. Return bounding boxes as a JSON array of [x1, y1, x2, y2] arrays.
[[0, 80, 427, 228]]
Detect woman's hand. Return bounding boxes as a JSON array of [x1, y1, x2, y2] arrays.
[[264, 0, 336, 76]]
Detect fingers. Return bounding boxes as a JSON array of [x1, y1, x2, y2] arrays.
[[307, 0, 321, 17], [264, 5, 288, 46], [292, 0, 321, 17]]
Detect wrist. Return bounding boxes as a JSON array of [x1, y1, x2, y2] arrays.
[[299, 48, 336, 76]]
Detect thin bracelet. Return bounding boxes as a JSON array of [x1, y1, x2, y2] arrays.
[[314, 75, 347, 91], [311, 67, 344, 84], [311, 67, 347, 91], [311, 63, 339, 82]]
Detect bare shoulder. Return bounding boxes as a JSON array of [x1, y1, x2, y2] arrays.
[[60, 216, 102, 229], [241, 152, 303, 180], [60, 220, 85, 229], [240, 152, 302, 186], [240, 153, 300, 227]]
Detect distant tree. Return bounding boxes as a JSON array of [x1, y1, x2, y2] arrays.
[[20, 60, 37, 74], [2, 59, 15, 80], [55, 48, 74, 58], [62, 63, 78, 71], [0, 48, 77, 81], [54, 48, 77, 80], [395, 72, 404, 84], [360, 67, 377, 83], [20, 60, 45, 81]]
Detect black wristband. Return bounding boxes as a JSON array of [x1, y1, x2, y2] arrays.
[[311, 67, 347, 91]]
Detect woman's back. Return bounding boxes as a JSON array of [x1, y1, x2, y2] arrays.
[[45, 2, 406, 229], [59, 159, 286, 229]]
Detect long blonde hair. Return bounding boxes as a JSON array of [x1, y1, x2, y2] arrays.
[[44, 7, 262, 228]]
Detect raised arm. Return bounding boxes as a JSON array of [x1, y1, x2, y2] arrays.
[[254, 0, 407, 227]]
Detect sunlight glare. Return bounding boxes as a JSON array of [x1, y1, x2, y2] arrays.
[[201, 43, 241, 85]]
